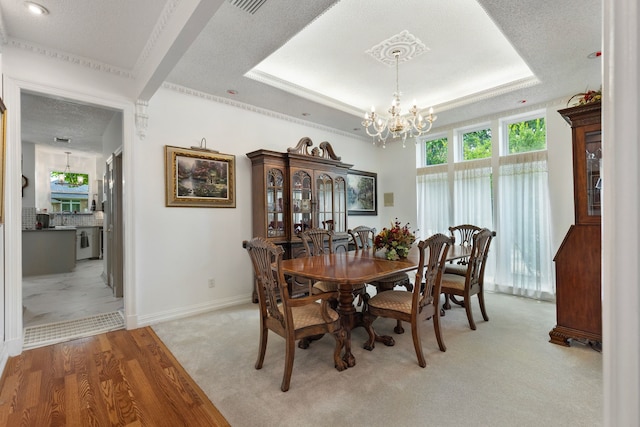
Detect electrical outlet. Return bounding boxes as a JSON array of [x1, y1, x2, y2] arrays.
[[208, 278, 216, 288]]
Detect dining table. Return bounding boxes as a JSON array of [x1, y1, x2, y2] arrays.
[[280, 244, 471, 367]]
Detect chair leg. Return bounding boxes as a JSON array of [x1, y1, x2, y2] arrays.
[[433, 311, 446, 352], [478, 291, 489, 321], [333, 328, 347, 371], [255, 322, 268, 370], [362, 312, 377, 351], [464, 296, 477, 330], [394, 320, 405, 334], [281, 337, 295, 392], [410, 320, 426, 368]]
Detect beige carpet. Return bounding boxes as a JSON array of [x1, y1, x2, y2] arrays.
[[152, 291, 602, 427]]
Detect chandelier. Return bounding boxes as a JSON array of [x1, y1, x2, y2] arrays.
[[362, 50, 437, 148], [58, 151, 84, 186]]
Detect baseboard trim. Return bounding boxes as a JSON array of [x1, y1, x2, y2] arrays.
[[131, 294, 252, 328]]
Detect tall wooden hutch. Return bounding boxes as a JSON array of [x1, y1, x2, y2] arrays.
[[550, 102, 602, 347], [247, 138, 353, 299]]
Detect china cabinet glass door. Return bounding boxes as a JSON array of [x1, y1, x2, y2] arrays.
[[333, 177, 347, 232], [266, 168, 285, 238], [316, 173, 333, 230], [292, 170, 312, 234], [585, 129, 602, 217]]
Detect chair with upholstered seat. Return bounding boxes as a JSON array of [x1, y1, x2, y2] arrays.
[[445, 224, 482, 276], [362, 233, 452, 367], [440, 228, 496, 330], [243, 237, 346, 392], [348, 225, 376, 251]]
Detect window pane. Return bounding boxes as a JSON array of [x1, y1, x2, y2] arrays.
[[507, 118, 546, 154], [462, 129, 492, 160], [424, 137, 448, 166]]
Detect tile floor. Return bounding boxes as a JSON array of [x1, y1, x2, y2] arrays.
[[22, 258, 124, 328]]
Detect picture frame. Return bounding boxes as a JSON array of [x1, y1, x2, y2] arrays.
[[347, 169, 377, 216], [165, 145, 236, 208], [0, 98, 6, 224]]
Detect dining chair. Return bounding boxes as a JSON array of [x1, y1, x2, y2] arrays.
[[348, 225, 376, 251], [362, 233, 453, 367], [445, 224, 482, 276], [243, 237, 346, 392], [440, 228, 496, 330]]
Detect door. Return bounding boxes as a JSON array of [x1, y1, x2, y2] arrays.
[[105, 152, 124, 297]]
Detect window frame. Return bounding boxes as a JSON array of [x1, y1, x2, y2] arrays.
[[499, 109, 547, 156], [416, 132, 448, 167], [455, 123, 492, 162]]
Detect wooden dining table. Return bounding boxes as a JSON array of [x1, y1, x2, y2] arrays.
[[280, 245, 471, 367]]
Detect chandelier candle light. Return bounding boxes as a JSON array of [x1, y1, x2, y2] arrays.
[[362, 50, 437, 148]]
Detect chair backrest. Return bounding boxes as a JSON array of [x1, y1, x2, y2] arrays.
[[243, 237, 287, 327], [448, 224, 482, 247], [414, 233, 453, 307], [466, 228, 496, 291], [348, 226, 376, 251], [300, 228, 334, 257], [322, 219, 335, 231]]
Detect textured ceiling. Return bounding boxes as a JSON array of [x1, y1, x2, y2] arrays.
[[1, 0, 602, 154]]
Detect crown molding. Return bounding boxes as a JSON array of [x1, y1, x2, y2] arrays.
[[8, 38, 135, 79], [162, 82, 369, 142]]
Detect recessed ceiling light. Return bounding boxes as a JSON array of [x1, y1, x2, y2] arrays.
[[25, 1, 49, 15]]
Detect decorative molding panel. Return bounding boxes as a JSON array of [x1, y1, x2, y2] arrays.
[[135, 100, 149, 140], [8, 38, 135, 79]]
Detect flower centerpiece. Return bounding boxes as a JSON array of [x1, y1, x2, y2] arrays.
[[374, 219, 417, 260], [568, 87, 602, 106]]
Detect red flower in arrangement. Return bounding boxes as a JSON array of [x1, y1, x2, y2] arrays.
[[374, 219, 417, 260]]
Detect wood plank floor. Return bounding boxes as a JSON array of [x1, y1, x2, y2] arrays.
[[0, 327, 230, 426]]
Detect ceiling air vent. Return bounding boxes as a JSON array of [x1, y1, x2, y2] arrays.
[[228, 0, 267, 15], [54, 137, 71, 143]]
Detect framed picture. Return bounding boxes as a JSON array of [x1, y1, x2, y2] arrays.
[[347, 169, 377, 216], [0, 98, 6, 224], [165, 145, 236, 208]]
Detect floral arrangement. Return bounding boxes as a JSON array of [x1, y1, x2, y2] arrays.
[[374, 219, 417, 260], [568, 87, 602, 106]]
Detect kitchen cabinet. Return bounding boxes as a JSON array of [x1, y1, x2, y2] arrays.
[[247, 137, 353, 299], [550, 102, 602, 347], [23, 229, 76, 276]]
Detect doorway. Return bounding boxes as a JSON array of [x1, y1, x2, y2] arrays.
[[20, 90, 125, 348]]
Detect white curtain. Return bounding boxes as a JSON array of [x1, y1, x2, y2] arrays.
[[453, 159, 493, 229], [493, 151, 554, 300], [416, 164, 450, 239]]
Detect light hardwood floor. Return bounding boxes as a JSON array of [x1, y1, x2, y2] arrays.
[[22, 259, 123, 328], [0, 327, 230, 426]]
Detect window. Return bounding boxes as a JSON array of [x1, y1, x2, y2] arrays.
[[50, 171, 89, 213], [460, 127, 492, 161], [503, 114, 546, 154]]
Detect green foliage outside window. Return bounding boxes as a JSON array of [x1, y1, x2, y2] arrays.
[[508, 118, 546, 153], [424, 137, 448, 165], [463, 129, 492, 160]]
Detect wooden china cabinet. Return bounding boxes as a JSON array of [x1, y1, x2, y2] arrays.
[[247, 137, 353, 300], [550, 102, 602, 347]]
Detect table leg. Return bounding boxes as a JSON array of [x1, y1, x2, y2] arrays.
[[337, 282, 357, 367]]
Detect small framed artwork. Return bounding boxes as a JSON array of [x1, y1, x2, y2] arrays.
[[347, 169, 377, 216], [165, 145, 236, 208]]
